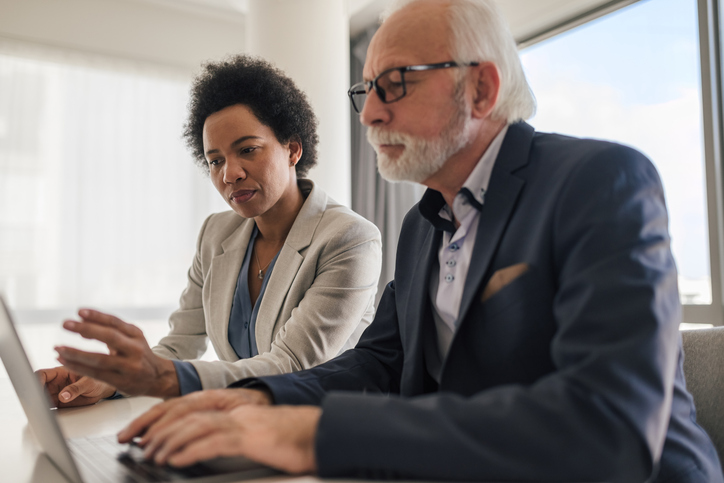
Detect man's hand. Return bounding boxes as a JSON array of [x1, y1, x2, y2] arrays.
[[36, 366, 115, 407], [118, 388, 272, 444], [141, 405, 320, 475], [54, 309, 180, 399]]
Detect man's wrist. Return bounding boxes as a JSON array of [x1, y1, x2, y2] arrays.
[[252, 387, 273, 405]]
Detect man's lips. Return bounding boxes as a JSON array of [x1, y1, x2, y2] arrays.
[[376, 144, 405, 156], [230, 189, 255, 203]]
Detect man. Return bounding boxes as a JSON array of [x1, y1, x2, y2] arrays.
[[116, 0, 723, 481]]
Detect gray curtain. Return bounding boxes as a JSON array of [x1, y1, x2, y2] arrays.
[[350, 26, 425, 305]]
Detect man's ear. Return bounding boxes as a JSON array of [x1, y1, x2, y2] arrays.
[[470, 62, 501, 119]]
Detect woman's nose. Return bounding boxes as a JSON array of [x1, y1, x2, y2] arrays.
[[223, 158, 247, 184]]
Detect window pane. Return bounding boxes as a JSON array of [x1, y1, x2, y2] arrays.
[[521, 0, 710, 304], [0, 47, 228, 320]]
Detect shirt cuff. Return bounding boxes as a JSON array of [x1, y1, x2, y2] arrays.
[[172, 360, 203, 395]]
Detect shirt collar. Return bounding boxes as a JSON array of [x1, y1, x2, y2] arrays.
[[420, 125, 509, 232]]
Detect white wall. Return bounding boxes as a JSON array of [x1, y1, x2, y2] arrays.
[[0, 0, 245, 73], [247, 0, 351, 206]]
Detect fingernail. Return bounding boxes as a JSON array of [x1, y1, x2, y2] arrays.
[[60, 391, 71, 401], [63, 320, 78, 330], [79, 309, 89, 317]]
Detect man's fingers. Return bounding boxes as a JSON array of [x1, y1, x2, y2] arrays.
[[138, 401, 202, 446], [118, 403, 169, 443], [147, 413, 225, 465], [167, 433, 242, 468]]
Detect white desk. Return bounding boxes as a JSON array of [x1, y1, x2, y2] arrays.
[[0, 377, 322, 483]]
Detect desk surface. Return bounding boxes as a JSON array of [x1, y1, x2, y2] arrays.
[[0, 377, 320, 483]]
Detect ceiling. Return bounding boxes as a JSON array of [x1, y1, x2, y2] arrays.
[[117, 0, 637, 45]]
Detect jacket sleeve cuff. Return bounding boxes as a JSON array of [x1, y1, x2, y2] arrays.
[[172, 360, 203, 395]]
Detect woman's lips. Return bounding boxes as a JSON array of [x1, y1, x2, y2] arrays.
[[230, 189, 255, 204]]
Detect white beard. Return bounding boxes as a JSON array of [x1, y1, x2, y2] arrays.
[[366, 90, 472, 183]]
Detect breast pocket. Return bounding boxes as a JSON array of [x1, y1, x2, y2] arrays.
[[477, 265, 555, 358]]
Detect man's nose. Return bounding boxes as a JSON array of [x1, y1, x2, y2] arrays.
[[360, 88, 391, 127], [223, 158, 247, 184]]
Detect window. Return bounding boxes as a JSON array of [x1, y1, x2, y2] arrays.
[[520, 0, 723, 324], [0, 41, 228, 323]]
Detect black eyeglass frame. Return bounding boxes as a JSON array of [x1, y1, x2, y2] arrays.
[[347, 61, 480, 113]]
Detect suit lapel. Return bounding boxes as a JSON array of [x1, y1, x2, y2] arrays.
[[208, 219, 255, 361], [255, 179, 326, 353], [404, 225, 442, 392], [456, 122, 534, 323]]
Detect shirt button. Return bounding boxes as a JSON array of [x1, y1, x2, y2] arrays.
[[244, 322, 249, 329], [449, 243, 459, 251], [446, 259, 456, 267], [444, 274, 454, 283]]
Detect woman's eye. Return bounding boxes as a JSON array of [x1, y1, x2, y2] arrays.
[[208, 158, 221, 166], [241, 147, 256, 155]]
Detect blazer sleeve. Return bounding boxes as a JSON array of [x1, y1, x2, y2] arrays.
[[262, 145, 681, 482], [250, 280, 406, 405], [187, 218, 383, 389], [151, 215, 212, 361]]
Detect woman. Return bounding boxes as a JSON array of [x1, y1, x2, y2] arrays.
[[39, 55, 382, 406]]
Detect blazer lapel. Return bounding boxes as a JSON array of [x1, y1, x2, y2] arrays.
[[208, 219, 255, 361], [404, 224, 442, 392], [255, 179, 326, 353], [456, 122, 534, 322]]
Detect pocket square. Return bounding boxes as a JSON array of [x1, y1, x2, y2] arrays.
[[481, 263, 530, 303]]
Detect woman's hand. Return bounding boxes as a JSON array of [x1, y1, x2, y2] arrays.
[[54, 309, 180, 399], [36, 366, 116, 407]]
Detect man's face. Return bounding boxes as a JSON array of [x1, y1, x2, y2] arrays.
[[361, 1, 474, 184]]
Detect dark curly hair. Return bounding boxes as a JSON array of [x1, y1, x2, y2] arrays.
[[183, 55, 319, 177]]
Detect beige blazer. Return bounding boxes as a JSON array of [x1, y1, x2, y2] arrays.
[[152, 179, 382, 389]]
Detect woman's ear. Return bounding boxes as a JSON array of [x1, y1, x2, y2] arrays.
[[470, 62, 501, 119], [288, 137, 303, 167]]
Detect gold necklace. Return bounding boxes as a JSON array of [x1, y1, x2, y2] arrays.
[[254, 246, 275, 280]]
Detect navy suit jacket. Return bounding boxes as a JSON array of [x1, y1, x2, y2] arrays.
[[248, 122, 723, 482]]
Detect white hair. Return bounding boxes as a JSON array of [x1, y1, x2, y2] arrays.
[[381, 0, 536, 123]]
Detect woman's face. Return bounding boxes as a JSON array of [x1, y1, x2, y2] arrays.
[[202, 104, 301, 219]]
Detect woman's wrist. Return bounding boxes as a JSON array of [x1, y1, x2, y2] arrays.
[[156, 358, 181, 399]]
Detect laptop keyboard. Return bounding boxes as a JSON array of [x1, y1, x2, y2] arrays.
[[68, 434, 212, 482]]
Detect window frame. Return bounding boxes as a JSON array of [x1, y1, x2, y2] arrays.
[[519, 0, 724, 326], [693, 0, 724, 325]]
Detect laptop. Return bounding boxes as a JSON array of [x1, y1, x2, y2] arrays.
[[0, 295, 280, 483]]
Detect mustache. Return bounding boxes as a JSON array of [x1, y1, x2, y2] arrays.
[[366, 127, 414, 146]]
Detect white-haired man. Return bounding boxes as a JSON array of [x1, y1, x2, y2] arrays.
[[119, 1, 723, 481]]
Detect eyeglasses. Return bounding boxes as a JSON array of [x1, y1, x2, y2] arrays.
[[347, 61, 479, 113]]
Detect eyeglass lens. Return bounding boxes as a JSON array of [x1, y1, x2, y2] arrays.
[[351, 69, 406, 112]]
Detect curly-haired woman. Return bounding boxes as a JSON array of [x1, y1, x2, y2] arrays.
[[38, 55, 382, 405]]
